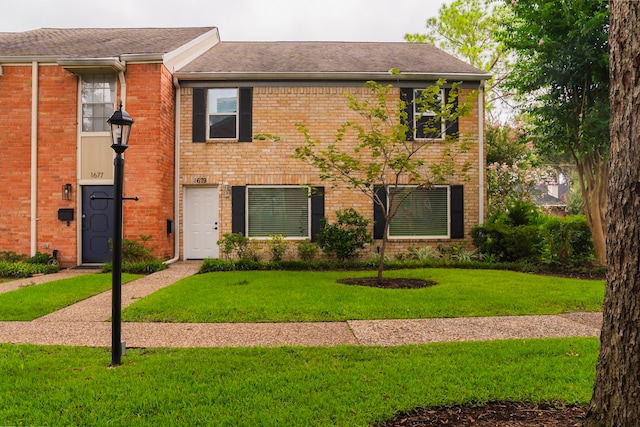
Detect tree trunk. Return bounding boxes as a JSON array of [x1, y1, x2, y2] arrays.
[[576, 158, 608, 265], [586, 1, 640, 424]]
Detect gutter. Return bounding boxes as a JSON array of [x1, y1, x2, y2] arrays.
[[165, 76, 182, 265], [173, 71, 493, 82], [30, 61, 38, 256]]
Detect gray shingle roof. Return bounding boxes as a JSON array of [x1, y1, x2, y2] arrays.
[[177, 41, 486, 76], [0, 27, 215, 59]]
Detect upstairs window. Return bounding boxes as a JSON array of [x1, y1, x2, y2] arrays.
[[400, 87, 459, 141], [192, 87, 253, 142], [208, 88, 238, 139], [81, 74, 116, 132], [413, 89, 445, 140]]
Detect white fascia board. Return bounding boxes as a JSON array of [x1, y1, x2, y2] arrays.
[[174, 71, 492, 82]]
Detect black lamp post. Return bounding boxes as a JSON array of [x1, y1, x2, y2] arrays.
[[107, 101, 134, 367]]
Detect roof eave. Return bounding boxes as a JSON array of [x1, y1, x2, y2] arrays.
[[57, 57, 126, 73], [174, 71, 492, 82]]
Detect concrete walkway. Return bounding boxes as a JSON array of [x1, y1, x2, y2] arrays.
[[0, 262, 602, 348]]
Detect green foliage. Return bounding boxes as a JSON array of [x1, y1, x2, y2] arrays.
[[405, 0, 510, 118], [316, 208, 373, 262], [267, 234, 288, 262], [541, 215, 594, 266], [297, 240, 319, 262], [25, 252, 55, 265], [103, 237, 167, 274], [0, 261, 58, 278], [485, 121, 553, 216], [471, 201, 543, 262], [217, 233, 260, 261], [472, 200, 594, 266], [200, 258, 237, 272], [498, 0, 610, 264], [408, 246, 440, 261], [0, 251, 28, 263]]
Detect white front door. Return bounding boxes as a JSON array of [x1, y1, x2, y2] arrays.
[[184, 186, 219, 259]]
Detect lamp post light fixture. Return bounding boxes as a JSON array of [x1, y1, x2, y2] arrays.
[[107, 101, 134, 367]]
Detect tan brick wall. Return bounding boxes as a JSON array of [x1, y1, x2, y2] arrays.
[[180, 84, 485, 259]]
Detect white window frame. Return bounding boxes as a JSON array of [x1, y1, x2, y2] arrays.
[[81, 74, 116, 133], [413, 88, 446, 140], [246, 185, 311, 240], [207, 88, 239, 140], [388, 185, 450, 239]]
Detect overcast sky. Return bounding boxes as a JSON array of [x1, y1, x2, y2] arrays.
[[0, 0, 451, 42]]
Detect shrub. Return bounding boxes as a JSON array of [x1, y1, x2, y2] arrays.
[[0, 251, 27, 263], [316, 208, 373, 262], [471, 201, 543, 263], [297, 240, 318, 262], [199, 258, 236, 272], [217, 233, 260, 261], [267, 234, 288, 261], [103, 237, 167, 274], [0, 261, 58, 278], [541, 215, 594, 265], [25, 252, 56, 265], [407, 246, 440, 261]]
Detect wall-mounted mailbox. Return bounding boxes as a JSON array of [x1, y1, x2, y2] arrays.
[[58, 208, 74, 226], [166, 219, 174, 235]]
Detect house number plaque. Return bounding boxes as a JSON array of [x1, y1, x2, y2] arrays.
[[194, 177, 207, 184]]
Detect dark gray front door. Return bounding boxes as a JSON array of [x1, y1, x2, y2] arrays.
[[82, 186, 113, 264]]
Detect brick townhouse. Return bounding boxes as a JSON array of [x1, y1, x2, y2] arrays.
[[0, 27, 489, 266]]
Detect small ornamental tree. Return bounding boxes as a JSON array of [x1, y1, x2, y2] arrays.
[[294, 79, 473, 283]]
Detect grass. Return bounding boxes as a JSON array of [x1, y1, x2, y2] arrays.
[[0, 338, 598, 426], [121, 268, 604, 323], [0, 273, 140, 320]]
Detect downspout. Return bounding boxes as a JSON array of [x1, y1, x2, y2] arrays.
[[165, 76, 182, 264], [478, 81, 486, 225], [117, 70, 126, 107], [30, 61, 38, 256]]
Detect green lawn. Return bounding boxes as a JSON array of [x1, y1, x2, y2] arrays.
[[0, 273, 140, 320], [0, 338, 597, 426], [121, 269, 604, 323]]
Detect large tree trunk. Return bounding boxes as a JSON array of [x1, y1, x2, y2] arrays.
[[586, 1, 640, 424]]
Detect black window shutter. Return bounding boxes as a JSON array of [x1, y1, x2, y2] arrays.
[[310, 187, 325, 242], [445, 88, 459, 137], [400, 88, 413, 141], [192, 88, 207, 142], [231, 186, 246, 235], [450, 185, 464, 238], [238, 87, 253, 142], [373, 185, 387, 239]]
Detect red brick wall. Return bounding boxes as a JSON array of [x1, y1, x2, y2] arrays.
[[123, 63, 175, 260], [0, 66, 33, 257], [0, 62, 176, 266], [35, 65, 78, 266]]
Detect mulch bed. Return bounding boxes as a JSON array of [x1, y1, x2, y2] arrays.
[[378, 402, 588, 426], [337, 277, 437, 289]]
